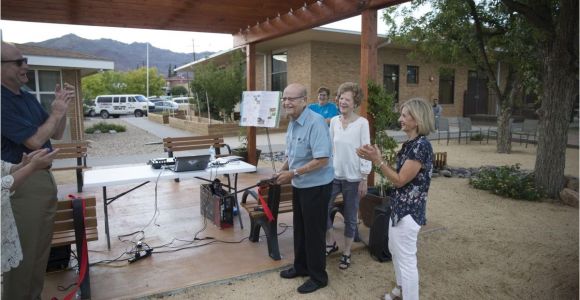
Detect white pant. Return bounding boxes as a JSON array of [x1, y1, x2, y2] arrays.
[[388, 215, 421, 300]]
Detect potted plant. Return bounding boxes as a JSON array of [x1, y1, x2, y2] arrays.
[[359, 81, 399, 227]]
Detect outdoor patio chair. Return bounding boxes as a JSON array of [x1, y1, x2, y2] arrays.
[[511, 119, 539, 148], [486, 118, 515, 144], [437, 118, 451, 145], [458, 117, 482, 144]]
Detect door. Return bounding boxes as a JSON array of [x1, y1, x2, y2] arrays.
[[383, 65, 399, 103], [464, 70, 489, 115]]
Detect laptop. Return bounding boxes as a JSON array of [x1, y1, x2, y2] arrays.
[[169, 155, 211, 172]]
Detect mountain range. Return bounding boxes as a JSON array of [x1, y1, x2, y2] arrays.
[[26, 34, 215, 74]]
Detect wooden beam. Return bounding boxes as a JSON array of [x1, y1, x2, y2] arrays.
[[246, 43, 258, 166], [360, 8, 378, 186], [233, 0, 408, 46]]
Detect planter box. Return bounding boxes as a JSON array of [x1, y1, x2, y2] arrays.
[[148, 113, 169, 124]]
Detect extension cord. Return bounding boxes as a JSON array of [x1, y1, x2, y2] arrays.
[[128, 249, 153, 264]]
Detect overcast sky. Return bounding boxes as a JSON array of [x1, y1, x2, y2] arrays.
[[0, 10, 393, 54]]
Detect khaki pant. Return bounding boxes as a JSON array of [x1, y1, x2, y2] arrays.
[[2, 170, 57, 300]]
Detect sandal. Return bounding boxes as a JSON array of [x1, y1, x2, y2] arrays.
[[338, 254, 351, 270], [325, 242, 338, 256], [384, 286, 402, 300]]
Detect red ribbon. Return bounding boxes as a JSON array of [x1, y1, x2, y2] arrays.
[[257, 186, 274, 222]]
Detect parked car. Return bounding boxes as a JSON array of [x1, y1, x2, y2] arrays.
[[84, 105, 97, 117], [153, 100, 179, 112], [172, 97, 193, 111], [95, 94, 155, 118], [147, 97, 164, 103]]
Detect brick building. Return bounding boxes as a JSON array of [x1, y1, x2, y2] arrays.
[[178, 27, 503, 119]]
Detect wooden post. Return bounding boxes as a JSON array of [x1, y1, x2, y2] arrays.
[[360, 8, 378, 186], [246, 43, 258, 165]]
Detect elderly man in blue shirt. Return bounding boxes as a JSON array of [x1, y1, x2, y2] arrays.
[[276, 83, 334, 294]]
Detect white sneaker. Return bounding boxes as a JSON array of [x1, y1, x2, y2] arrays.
[[384, 286, 402, 300]]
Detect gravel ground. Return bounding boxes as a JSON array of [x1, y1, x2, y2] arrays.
[[83, 118, 164, 157]]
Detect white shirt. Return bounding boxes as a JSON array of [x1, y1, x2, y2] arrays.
[[330, 115, 372, 182], [1, 161, 23, 272]]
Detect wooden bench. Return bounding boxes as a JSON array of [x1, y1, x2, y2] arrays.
[[51, 195, 98, 300], [163, 135, 231, 158], [241, 183, 344, 260], [52, 141, 89, 192]]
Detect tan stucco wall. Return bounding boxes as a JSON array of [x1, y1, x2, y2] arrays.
[[287, 43, 312, 96]]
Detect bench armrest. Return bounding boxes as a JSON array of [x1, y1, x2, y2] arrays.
[[241, 189, 259, 204]]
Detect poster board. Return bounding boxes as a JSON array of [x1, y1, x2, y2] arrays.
[[239, 91, 281, 128]]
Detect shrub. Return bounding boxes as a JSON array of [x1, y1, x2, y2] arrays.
[[470, 133, 484, 141], [85, 122, 126, 134], [469, 164, 543, 201]]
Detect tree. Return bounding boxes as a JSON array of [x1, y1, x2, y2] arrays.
[[501, 0, 578, 197], [82, 68, 165, 99], [124, 67, 165, 96], [384, 0, 537, 154], [385, 0, 578, 198], [190, 49, 245, 120], [171, 86, 188, 96]]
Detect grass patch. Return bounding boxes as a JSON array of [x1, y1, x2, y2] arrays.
[[85, 122, 126, 134]]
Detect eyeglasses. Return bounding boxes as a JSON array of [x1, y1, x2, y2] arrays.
[[1, 58, 28, 67], [281, 95, 305, 102]]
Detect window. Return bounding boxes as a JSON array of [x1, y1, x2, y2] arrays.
[[271, 51, 287, 92], [438, 68, 455, 104], [23, 70, 61, 113], [383, 64, 400, 102], [99, 97, 113, 103], [407, 66, 419, 84]]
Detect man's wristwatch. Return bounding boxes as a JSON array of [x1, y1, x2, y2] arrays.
[[292, 169, 300, 177]]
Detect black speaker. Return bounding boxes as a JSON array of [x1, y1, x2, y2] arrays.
[[46, 245, 71, 272], [368, 202, 392, 262]]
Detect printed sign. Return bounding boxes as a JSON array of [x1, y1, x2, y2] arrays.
[[239, 91, 281, 128]]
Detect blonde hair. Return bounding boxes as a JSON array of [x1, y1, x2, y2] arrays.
[[400, 98, 435, 135], [337, 82, 364, 107]]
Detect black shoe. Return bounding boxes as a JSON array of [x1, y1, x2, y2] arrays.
[[297, 279, 326, 294], [280, 268, 307, 279]]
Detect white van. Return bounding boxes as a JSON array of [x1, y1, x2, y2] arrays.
[[94, 94, 156, 118], [172, 97, 193, 111]]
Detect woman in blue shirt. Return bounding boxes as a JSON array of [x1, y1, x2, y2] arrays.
[[357, 98, 434, 300], [308, 86, 339, 125]]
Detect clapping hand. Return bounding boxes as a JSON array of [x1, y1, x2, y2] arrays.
[[21, 148, 60, 170], [356, 144, 382, 165], [52, 83, 76, 117]]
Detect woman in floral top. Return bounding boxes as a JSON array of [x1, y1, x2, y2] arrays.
[[1, 149, 58, 273], [357, 98, 434, 300]]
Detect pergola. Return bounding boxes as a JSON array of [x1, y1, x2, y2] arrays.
[[2, 0, 407, 170]]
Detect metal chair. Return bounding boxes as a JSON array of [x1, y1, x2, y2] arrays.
[[437, 118, 451, 145], [486, 118, 515, 144], [458, 117, 482, 144], [511, 119, 539, 147]]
